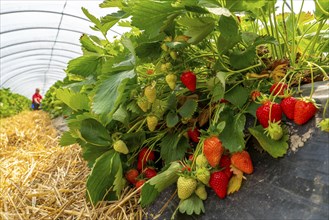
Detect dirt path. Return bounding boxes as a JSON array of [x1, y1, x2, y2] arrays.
[[0, 111, 141, 220]]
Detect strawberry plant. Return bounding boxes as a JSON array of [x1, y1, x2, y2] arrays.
[[0, 88, 30, 118], [45, 0, 329, 217]]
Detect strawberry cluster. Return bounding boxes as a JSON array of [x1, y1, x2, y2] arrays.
[[125, 147, 157, 190], [254, 82, 318, 140]]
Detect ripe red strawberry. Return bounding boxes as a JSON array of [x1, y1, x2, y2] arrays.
[[147, 69, 154, 75], [256, 101, 282, 128], [137, 148, 155, 171], [187, 127, 200, 143], [135, 179, 146, 190], [181, 165, 191, 172], [209, 171, 229, 199], [181, 71, 196, 92], [220, 99, 229, 103], [219, 155, 232, 179], [270, 82, 288, 96], [250, 90, 261, 102], [231, 151, 253, 174], [203, 136, 224, 168], [125, 169, 139, 185], [280, 96, 297, 120], [143, 167, 157, 179], [294, 99, 317, 125]]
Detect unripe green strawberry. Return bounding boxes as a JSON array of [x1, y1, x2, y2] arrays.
[[146, 115, 158, 132], [161, 43, 168, 51], [264, 121, 283, 140], [144, 85, 156, 103], [137, 97, 150, 112], [113, 140, 129, 154], [196, 167, 210, 185], [177, 176, 197, 200], [165, 74, 177, 90], [318, 118, 329, 132], [196, 154, 208, 167], [195, 184, 207, 200], [170, 51, 177, 60]]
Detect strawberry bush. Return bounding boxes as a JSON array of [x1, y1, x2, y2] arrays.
[[45, 0, 329, 217], [0, 88, 31, 118]]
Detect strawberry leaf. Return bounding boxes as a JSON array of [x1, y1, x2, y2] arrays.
[[112, 104, 129, 125], [80, 119, 111, 146], [140, 162, 182, 207], [79, 141, 111, 168], [225, 85, 249, 108], [86, 150, 122, 204], [178, 17, 216, 44], [166, 111, 179, 128], [178, 99, 198, 119], [56, 88, 90, 111], [178, 194, 205, 215], [229, 46, 256, 69], [217, 15, 240, 54], [219, 110, 246, 153], [131, 0, 182, 38], [160, 133, 190, 162], [93, 69, 135, 116], [248, 125, 289, 158], [60, 131, 76, 146], [80, 34, 105, 54], [66, 55, 103, 77]]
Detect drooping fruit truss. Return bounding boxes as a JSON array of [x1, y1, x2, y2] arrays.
[[43, 0, 329, 217]]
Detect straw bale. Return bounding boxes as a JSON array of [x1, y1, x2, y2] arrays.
[[0, 111, 143, 220]]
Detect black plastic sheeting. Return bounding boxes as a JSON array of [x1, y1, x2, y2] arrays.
[[146, 82, 329, 220]]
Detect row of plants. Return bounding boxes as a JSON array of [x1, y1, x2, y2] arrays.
[[44, 0, 328, 217], [0, 88, 31, 118]]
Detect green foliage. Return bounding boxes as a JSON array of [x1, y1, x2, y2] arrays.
[[160, 133, 190, 162], [249, 125, 289, 158], [178, 17, 216, 44], [47, 0, 328, 214], [0, 88, 31, 118], [140, 162, 182, 207], [86, 150, 123, 204], [219, 111, 246, 153], [178, 194, 205, 215]]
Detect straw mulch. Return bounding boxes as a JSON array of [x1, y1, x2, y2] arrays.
[[0, 111, 143, 220]]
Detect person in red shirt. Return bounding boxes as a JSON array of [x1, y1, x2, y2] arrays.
[[32, 88, 42, 110]]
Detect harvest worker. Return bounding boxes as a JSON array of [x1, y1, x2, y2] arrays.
[[32, 88, 42, 110]]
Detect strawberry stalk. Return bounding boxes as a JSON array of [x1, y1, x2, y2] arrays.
[[323, 98, 329, 119], [307, 62, 315, 99]]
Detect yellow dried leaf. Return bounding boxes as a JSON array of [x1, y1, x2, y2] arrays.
[[270, 63, 288, 82], [227, 175, 243, 195], [230, 165, 244, 178]]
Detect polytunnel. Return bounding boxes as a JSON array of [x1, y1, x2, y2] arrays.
[[0, 1, 328, 220], [0, 0, 126, 98]]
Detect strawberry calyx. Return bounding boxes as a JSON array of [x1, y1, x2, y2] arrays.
[[317, 118, 329, 132], [255, 94, 271, 104], [298, 97, 320, 109], [264, 120, 283, 141]]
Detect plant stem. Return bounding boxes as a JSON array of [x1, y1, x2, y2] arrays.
[[307, 62, 329, 80], [307, 62, 315, 99], [272, 3, 283, 58], [323, 98, 329, 118], [290, 0, 296, 66]]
